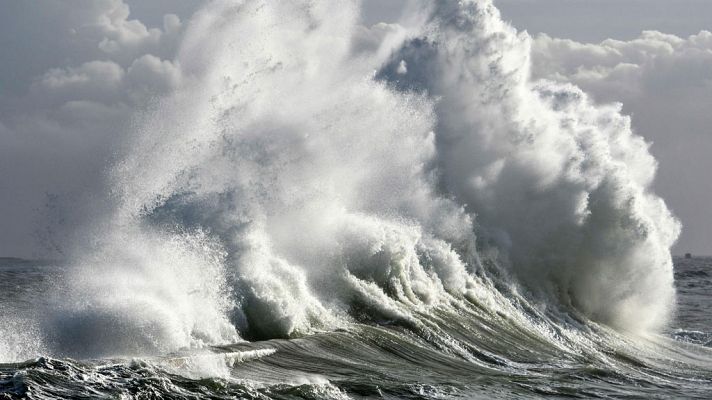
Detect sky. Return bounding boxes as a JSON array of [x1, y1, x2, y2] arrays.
[[0, 0, 710, 257]]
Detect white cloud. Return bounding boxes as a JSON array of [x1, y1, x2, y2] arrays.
[[532, 30, 712, 83], [127, 54, 181, 94], [96, 6, 183, 62]]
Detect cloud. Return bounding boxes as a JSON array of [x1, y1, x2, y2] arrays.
[[532, 30, 712, 86], [531, 30, 712, 254], [55, 0, 183, 62], [127, 54, 181, 94], [0, 1, 186, 257], [34, 61, 125, 103]]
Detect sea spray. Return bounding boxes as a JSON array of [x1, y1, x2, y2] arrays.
[[378, 0, 679, 331], [46, 226, 239, 359], [31, 0, 679, 359]]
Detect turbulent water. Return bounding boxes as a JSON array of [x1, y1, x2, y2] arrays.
[[2, 257, 712, 398], [1, 0, 710, 398]]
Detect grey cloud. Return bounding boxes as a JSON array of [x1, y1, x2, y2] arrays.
[[33, 61, 126, 104], [0, 1, 186, 257]]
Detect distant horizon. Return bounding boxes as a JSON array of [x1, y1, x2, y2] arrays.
[[4, 253, 712, 261]]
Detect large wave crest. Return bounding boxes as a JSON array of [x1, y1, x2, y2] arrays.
[[33, 0, 679, 359]]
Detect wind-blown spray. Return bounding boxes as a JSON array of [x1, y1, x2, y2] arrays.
[[41, 0, 678, 359], [378, 0, 679, 331]]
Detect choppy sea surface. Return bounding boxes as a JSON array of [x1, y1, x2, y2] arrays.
[[1, 256, 711, 399]]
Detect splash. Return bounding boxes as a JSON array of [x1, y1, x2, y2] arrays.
[[31, 0, 678, 359], [378, 0, 679, 331]]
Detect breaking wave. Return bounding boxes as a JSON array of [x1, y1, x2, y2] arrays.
[[5, 0, 682, 373]]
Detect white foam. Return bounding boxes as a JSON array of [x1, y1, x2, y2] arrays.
[[34, 0, 679, 360]]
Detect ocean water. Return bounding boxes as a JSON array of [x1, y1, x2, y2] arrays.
[[1, 0, 708, 398], [1, 257, 711, 398]]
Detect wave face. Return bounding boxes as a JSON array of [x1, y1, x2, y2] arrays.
[[12, 0, 679, 364]]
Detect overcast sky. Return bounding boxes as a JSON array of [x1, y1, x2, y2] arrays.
[[0, 0, 710, 257]]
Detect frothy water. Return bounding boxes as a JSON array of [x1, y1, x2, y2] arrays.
[[1, 0, 707, 398]]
